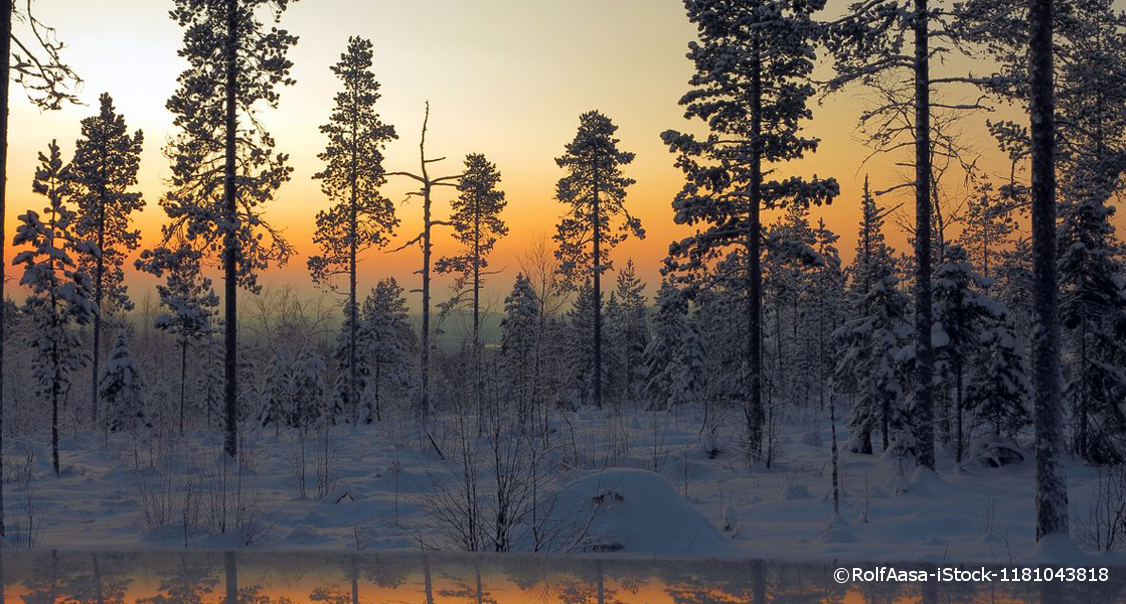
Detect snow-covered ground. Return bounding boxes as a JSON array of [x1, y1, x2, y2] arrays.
[[2, 403, 1117, 565]]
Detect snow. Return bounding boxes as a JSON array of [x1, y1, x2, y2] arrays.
[[2, 404, 1121, 565]]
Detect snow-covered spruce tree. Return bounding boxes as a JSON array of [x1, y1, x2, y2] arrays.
[[1053, 5, 1126, 465], [965, 311, 1030, 441], [307, 36, 398, 425], [553, 111, 642, 410], [164, 0, 298, 459], [663, 0, 837, 460], [360, 278, 416, 422], [99, 330, 147, 438], [436, 153, 507, 414], [834, 272, 911, 456], [135, 245, 219, 436], [763, 204, 819, 409], [499, 273, 538, 431], [563, 278, 602, 408], [644, 282, 705, 411], [258, 348, 291, 434], [197, 322, 225, 432], [1, 0, 82, 537], [605, 260, 648, 404], [1059, 200, 1126, 464], [70, 93, 144, 427], [931, 244, 995, 461], [14, 141, 96, 477], [290, 345, 327, 433]]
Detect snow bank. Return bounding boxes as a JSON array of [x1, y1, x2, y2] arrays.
[[551, 468, 733, 557]]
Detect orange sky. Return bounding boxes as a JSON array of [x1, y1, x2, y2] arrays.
[[5, 0, 1061, 313]]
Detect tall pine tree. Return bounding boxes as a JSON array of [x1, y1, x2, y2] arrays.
[[308, 36, 398, 424], [163, 0, 299, 458], [554, 111, 642, 410], [70, 92, 144, 426], [664, 0, 837, 459]]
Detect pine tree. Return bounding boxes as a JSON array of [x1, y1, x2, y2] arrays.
[[307, 36, 398, 425], [553, 111, 642, 410], [136, 245, 219, 436], [164, 0, 299, 459], [99, 330, 147, 436], [1, 0, 82, 537], [436, 152, 507, 417], [360, 278, 416, 422], [824, 0, 982, 470], [644, 282, 705, 411], [70, 93, 144, 426], [14, 141, 96, 476], [664, 0, 837, 460], [499, 273, 539, 430]]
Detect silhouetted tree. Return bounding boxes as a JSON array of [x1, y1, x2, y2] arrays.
[[0, 0, 82, 537], [70, 92, 144, 426], [554, 110, 642, 410], [436, 152, 507, 417], [163, 0, 299, 458], [388, 103, 461, 424], [136, 245, 219, 435], [15, 141, 96, 476], [664, 0, 837, 459], [308, 36, 397, 424]]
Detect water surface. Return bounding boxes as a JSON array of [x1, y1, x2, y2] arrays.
[[0, 552, 1120, 604]]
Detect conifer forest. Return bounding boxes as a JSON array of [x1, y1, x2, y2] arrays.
[[0, 0, 1121, 564]]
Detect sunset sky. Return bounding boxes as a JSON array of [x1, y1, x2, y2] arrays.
[[6, 0, 1043, 312]]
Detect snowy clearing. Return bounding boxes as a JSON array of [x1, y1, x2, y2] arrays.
[[1, 403, 1116, 565]]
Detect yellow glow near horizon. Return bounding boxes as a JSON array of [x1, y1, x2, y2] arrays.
[[7, 0, 1107, 316]]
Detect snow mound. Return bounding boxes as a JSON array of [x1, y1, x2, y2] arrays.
[[551, 468, 733, 556], [961, 435, 1025, 471]]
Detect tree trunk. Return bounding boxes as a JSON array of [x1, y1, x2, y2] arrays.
[[591, 162, 602, 409], [1030, 0, 1068, 540], [180, 340, 188, 436], [0, 0, 11, 538], [423, 555, 435, 604], [955, 357, 963, 463], [745, 32, 765, 460], [913, 0, 936, 470], [52, 361, 60, 477], [349, 109, 359, 425], [224, 552, 237, 604], [473, 203, 483, 432], [91, 141, 108, 426], [222, 0, 240, 460]]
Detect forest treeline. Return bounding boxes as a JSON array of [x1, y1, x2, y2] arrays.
[[0, 0, 1115, 546]]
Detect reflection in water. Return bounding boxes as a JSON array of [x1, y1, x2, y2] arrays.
[[0, 552, 1122, 604]]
